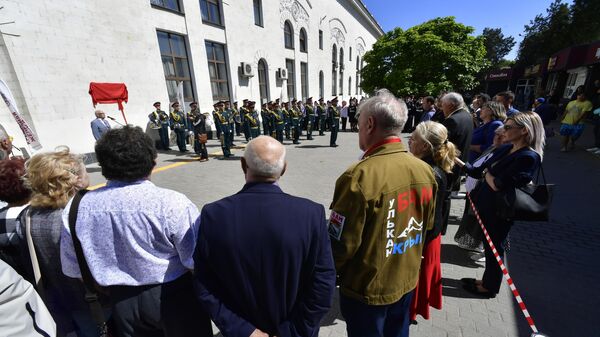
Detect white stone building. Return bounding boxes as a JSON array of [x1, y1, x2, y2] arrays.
[[0, 0, 383, 154]]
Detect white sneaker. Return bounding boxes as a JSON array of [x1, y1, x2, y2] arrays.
[[450, 191, 466, 199], [594, 149, 600, 155], [587, 147, 599, 152]]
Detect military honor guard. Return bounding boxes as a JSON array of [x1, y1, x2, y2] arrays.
[[328, 97, 341, 147], [188, 102, 209, 161], [212, 103, 222, 139], [305, 97, 315, 140], [232, 101, 242, 137], [239, 99, 251, 141], [148, 102, 171, 150], [244, 101, 261, 139], [317, 98, 327, 135], [261, 102, 271, 136], [290, 99, 302, 145], [169, 102, 188, 152], [271, 100, 285, 143]]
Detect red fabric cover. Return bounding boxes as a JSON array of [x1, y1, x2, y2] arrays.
[[88, 82, 128, 111], [410, 235, 443, 321]]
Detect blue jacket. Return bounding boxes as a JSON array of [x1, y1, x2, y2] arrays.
[[193, 182, 336, 337], [90, 118, 110, 140]]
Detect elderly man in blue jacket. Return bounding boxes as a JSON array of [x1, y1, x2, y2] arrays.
[[194, 136, 336, 337]]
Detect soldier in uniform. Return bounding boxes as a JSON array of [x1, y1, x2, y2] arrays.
[[289, 99, 302, 144], [282, 102, 291, 140], [261, 102, 271, 136], [148, 101, 171, 150], [328, 97, 341, 147], [188, 102, 209, 161], [170, 102, 188, 152], [240, 99, 250, 142], [224, 101, 236, 146], [305, 97, 315, 140], [245, 101, 261, 139], [232, 101, 242, 137], [212, 102, 222, 139], [215, 101, 233, 157], [271, 100, 285, 143], [317, 98, 327, 135]]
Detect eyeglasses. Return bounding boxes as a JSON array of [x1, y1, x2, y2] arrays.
[[503, 124, 523, 131]]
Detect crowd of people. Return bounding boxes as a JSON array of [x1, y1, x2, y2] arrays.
[[0, 86, 551, 337]]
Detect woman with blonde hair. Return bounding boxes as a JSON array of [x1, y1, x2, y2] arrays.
[[456, 111, 544, 298], [20, 147, 95, 336], [408, 121, 458, 322]]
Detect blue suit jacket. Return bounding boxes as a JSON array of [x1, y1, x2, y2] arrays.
[[90, 118, 110, 140], [193, 182, 336, 337]]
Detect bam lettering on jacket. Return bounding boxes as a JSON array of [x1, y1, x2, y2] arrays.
[[385, 186, 433, 257]]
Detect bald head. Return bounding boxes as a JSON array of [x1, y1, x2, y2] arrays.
[[95, 110, 105, 118], [243, 136, 286, 182]]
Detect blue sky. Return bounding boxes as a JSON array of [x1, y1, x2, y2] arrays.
[[361, 0, 573, 60]]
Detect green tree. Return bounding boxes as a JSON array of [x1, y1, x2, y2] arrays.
[[517, 0, 572, 66], [570, 0, 600, 44], [482, 28, 515, 68], [360, 17, 487, 96]]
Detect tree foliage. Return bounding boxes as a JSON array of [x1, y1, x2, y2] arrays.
[[360, 17, 487, 96], [482, 28, 515, 68], [517, 0, 600, 66]]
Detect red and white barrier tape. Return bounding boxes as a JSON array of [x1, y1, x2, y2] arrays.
[[466, 192, 540, 335]]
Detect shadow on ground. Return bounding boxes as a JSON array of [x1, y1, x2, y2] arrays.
[[440, 244, 482, 269]]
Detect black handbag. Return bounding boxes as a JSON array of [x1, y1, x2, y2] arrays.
[[495, 163, 554, 221]]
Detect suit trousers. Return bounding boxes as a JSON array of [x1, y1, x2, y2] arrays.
[[340, 290, 414, 337], [109, 273, 212, 337], [481, 214, 513, 294], [174, 129, 186, 152], [159, 125, 170, 150]]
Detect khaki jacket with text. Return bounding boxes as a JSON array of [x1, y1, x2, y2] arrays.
[[329, 141, 437, 305]]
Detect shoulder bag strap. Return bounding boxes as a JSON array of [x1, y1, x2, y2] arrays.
[[68, 190, 108, 330], [24, 206, 45, 299]]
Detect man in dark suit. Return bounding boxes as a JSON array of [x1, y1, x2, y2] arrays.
[[440, 92, 474, 234], [193, 136, 336, 337]]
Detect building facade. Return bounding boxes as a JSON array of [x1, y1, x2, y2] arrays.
[[0, 0, 383, 154]]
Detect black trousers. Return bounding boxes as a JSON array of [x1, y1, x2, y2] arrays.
[[341, 117, 347, 131], [481, 215, 513, 294], [109, 273, 212, 337]]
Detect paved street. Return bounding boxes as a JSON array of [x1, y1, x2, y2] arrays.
[[84, 123, 599, 337]]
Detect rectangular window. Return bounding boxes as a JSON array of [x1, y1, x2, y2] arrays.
[[286, 59, 296, 100], [300, 62, 308, 100], [157, 31, 194, 103], [151, 0, 181, 12], [205, 41, 230, 101], [200, 0, 222, 26], [319, 30, 323, 50], [253, 0, 263, 27]]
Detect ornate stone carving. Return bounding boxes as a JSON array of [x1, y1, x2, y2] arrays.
[[279, 0, 309, 27], [356, 43, 365, 56], [331, 27, 345, 46]]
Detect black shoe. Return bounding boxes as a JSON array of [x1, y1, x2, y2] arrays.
[[293, 141, 300, 144], [410, 320, 418, 325], [462, 284, 496, 298], [330, 144, 338, 147]]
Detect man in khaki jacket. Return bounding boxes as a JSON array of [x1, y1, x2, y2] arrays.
[[329, 89, 437, 337]]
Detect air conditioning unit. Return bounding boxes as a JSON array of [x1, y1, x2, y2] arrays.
[[278, 68, 288, 80], [241, 62, 254, 77]]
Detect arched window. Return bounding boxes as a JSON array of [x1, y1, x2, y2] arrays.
[[331, 44, 337, 96], [339, 48, 344, 95], [349, 47, 352, 61], [319, 71, 324, 98], [356, 56, 360, 95], [299, 28, 307, 53], [284, 21, 294, 49], [258, 59, 269, 102]]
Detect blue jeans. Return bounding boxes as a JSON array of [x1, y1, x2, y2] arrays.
[[340, 290, 414, 337]]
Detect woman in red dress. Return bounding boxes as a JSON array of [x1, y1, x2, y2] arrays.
[[408, 121, 458, 321]]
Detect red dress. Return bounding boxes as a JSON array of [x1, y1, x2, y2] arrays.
[[410, 235, 442, 320]]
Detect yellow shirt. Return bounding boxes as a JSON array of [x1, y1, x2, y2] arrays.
[[562, 100, 593, 125]]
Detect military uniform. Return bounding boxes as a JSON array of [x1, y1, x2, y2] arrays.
[[282, 104, 291, 140], [232, 103, 242, 136], [271, 105, 285, 143], [188, 103, 209, 160], [317, 100, 327, 135], [212, 105, 222, 139], [305, 98, 315, 140], [169, 103, 188, 152], [328, 99, 341, 147], [261, 104, 271, 136], [148, 102, 170, 150], [245, 102, 261, 139], [290, 103, 302, 144]]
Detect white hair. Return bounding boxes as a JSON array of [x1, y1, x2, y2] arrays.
[[244, 136, 286, 178], [510, 111, 546, 160], [441, 92, 465, 109], [357, 89, 408, 135]]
